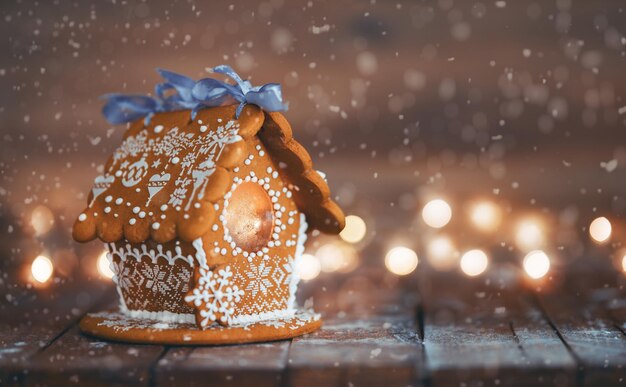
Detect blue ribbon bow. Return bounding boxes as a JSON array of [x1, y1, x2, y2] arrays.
[[102, 65, 288, 125]]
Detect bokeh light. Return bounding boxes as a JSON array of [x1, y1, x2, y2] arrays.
[[339, 215, 367, 243], [622, 254, 626, 273], [385, 246, 418, 275], [297, 254, 322, 281], [460, 249, 489, 277], [515, 218, 545, 251], [422, 199, 452, 228], [426, 235, 458, 270], [469, 201, 501, 232], [589, 216, 611, 243], [523, 250, 551, 279], [30, 205, 54, 236], [316, 242, 358, 273], [31, 255, 54, 283], [97, 251, 114, 279]]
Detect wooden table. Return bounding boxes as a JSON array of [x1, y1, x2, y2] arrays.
[[1, 254, 624, 387]]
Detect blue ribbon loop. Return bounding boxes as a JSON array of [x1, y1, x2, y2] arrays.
[[102, 65, 288, 125]]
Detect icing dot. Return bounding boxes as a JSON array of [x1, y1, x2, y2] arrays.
[[115, 170, 122, 177], [104, 207, 111, 214], [200, 125, 208, 133], [78, 213, 87, 221], [139, 211, 146, 218], [220, 248, 227, 256], [154, 125, 164, 133], [129, 218, 137, 225], [259, 150, 265, 156], [211, 224, 219, 232], [172, 157, 180, 164], [152, 222, 160, 230], [132, 206, 140, 214], [115, 198, 123, 205], [135, 188, 141, 192], [105, 195, 113, 203], [194, 203, 201, 209], [160, 204, 168, 211]]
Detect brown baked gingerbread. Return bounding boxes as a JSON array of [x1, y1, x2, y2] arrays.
[[73, 103, 344, 342]]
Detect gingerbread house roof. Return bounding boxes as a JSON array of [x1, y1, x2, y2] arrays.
[[73, 104, 345, 244]]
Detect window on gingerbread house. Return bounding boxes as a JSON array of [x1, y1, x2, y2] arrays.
[[224, 182, 274, 252]]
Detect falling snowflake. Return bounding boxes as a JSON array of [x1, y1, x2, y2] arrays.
[[245, 261, 273, 297], [185, 266, 244, 327]]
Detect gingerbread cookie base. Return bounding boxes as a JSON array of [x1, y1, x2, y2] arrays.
[[79, 309, 321, 345]]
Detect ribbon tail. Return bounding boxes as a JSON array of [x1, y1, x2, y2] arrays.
[[235, 102, 246, 118]]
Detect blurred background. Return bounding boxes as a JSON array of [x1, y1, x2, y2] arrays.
[[1, 0, 625, 314]]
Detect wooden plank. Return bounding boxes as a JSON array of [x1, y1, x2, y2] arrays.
[[22, 325, 164, 387], [285, 286, 424, 387], [0, 285, 113, 386], [155, 342, 289, 387], [536, 264, 626, 387], [420, 270, 576, 387]]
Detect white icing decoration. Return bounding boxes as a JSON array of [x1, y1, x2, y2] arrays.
[[78, 213, 87, 221], [107, 240, 199, 266], [122, 158, 149, 187], [90, 174, 115, 206], [184, 266, 244, 327]]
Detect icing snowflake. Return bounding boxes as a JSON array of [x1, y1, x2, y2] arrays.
[[245, 261, 273, 297], [111, 259, 135, 290], [141, 265, 170, 294], [185, 266, 244, 328]]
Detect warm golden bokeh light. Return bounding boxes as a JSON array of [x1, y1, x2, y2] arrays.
[[426, 235, 458, 270], [31, 255, 54, 283], [422, 199, 452, 228], [523, 250, 551, 279], [460, 249, 489, 276], [297, 254, 322, 281], [622, 254, 626, 273], [316, 242, 358, 273], [515, 218, 545, 251], [589, 216, 611, 243], [30, 205, 55, 236], [385, 246, 418, 275], [339, 215, 367, 243], [97, 251, 114, 279], [469, 201, 501, 232]]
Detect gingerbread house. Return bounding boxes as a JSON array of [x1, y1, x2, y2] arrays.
[[73, 100, 344, 342]]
